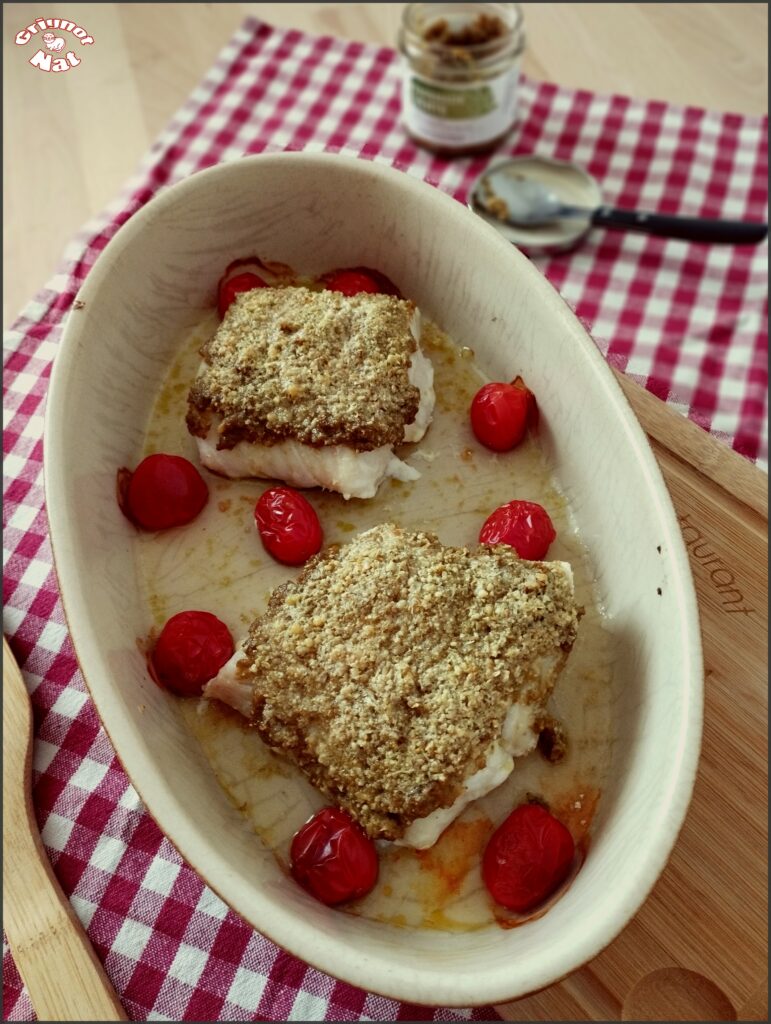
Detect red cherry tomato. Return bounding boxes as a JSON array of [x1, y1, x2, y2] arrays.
[[482, 803, 575, 913], [320, 266, 401, 297], [470, 376, 538, 452], [150, 610, 234, 697], [218, 272, 267, 317], [255, 487, 323, 566], [121, 454, 208, 531], [470, 382, 529, 452], [479, 500, 556, 560], [290, 807, 379, 905]]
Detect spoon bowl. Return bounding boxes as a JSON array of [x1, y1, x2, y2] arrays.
[[477, 171, 587, 225], [471, 154, 768, 251], [469, 155, 601, 253]]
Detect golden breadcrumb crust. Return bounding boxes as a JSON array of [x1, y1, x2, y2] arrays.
[[186, 287, 420, 451], [237, 524, 580, 840]]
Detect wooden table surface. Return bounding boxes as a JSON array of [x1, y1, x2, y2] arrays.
[[3, 6, 768, 1021], [3, 2, 768, 327]]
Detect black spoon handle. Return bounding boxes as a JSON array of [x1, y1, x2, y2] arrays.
[[590, 206, 768, 244]]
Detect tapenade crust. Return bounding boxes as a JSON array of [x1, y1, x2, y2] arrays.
[[236, 524, 580, 840], [186, 286, 421, 452]]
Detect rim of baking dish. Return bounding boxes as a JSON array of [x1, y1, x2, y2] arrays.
[[44, 152, 703, 1007]]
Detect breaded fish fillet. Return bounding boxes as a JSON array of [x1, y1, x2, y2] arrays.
[[186, 287, 435, 499], [205, 524, 580, 847]]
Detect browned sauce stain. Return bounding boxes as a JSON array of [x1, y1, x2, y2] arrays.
[[218, 499, 232, 513], [206, 699, 252, 731], [537, 716, 568, 763], [247, 757, 291, 779], [383, 912, 408, 927], [135, 633, 153, 657], [136, 630, 162, 688], [155, 392, 172, 417], [552, 785, 601, 844], [416, 815, 494, 904], [116, 467, 133, 520], [421, 908, 477, 931], [346, 816, 497, 931], [460, 447, 474, 462], [146, 592, 168, 626]]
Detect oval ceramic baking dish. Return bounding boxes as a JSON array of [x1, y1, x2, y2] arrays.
[[44, 153, 702, 1006]]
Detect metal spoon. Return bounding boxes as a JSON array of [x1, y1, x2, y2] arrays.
[[474, 159, 768, 245]]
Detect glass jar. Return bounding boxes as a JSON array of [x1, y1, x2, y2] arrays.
[[398, 2, 525, 156]]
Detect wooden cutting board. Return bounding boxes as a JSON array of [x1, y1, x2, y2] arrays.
[[496, 375, 768, 1022], [7, 374, 765, 1021]]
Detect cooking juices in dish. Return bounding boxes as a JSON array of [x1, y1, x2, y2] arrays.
[[136, 268, 615, 930]]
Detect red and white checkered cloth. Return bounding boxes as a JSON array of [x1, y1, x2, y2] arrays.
[[3, 17, 768, 1022]]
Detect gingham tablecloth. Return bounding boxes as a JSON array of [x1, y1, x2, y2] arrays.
[[3, 17, 768, 1023]]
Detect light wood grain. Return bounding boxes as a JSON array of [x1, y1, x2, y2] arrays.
[[620, 967, 737, 1021], [737, 977, 770, 1021], [3, 5, 768, 1016], [614, 369, 768, 519], [495, 385, 768, 1022], [2, 637, 127, 1022], [3, 3, 768, 326]]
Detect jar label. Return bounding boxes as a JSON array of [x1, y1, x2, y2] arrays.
[[402, 63, 520, 147]]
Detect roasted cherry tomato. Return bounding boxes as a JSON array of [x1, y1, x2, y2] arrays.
[[255, 486, 323, 566], [218, 271, 267, 317], [320, 266, 401, 297], [470, 377, 537, 452], [482, 803, 575, 913], [150, 610, 234, 697], [290, 807, 379, 906], [120, 453, 208, 531], [479, 499, 556, 560]]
